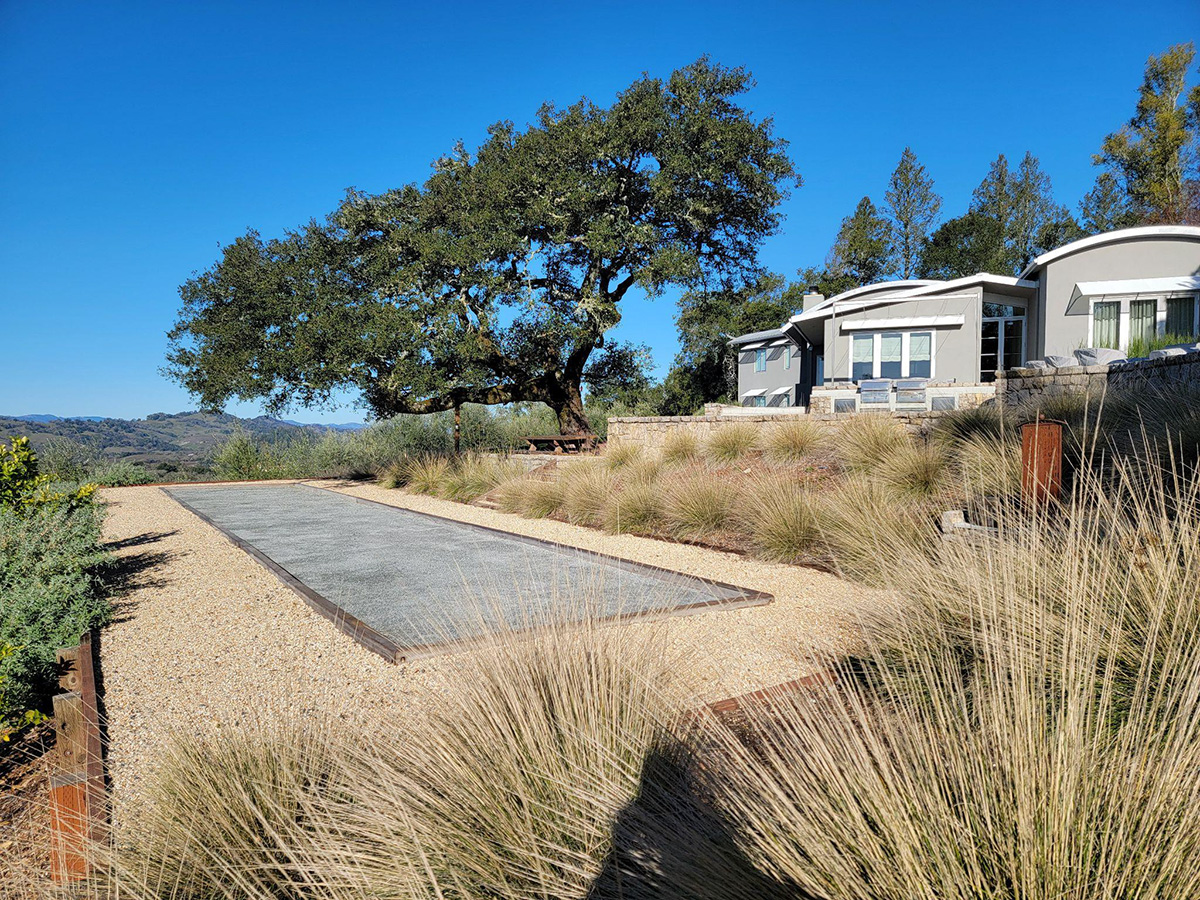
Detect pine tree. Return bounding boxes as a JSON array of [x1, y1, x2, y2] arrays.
[[1079, 172, 1138, 234], [884, 148, 942, 278], [826, 197, 894, 286], [969, 152, 1060, 274], [1095, 42, 1200, 224]]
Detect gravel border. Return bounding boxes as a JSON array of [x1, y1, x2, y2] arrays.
[[98, 481, 886, 818]]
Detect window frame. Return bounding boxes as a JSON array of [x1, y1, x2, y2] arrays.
[[754, 348, 767, 372], [1087, 293, 1200, 352], [848, 330, 936, 381]]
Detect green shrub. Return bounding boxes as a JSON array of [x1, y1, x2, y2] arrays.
[[0, 500, 111, 729], [1126, 331, 1199, 360]]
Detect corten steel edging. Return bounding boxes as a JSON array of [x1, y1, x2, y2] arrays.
[[704, 668, 838, 716], [298, 482, 775, 606], [160, 488, 403, 664], [162, 484, 772, 665]]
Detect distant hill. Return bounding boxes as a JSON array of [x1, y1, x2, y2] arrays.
[[0, 411, 350, 468]]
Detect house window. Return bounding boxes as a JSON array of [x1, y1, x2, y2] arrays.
[[755, 348, 767, 372], [850, 331, 934, 381], [910, 331, 932, 378], [783, 347, 791, 369], [1092, 301, 1120, 350], [1130, 299, 1157, 348], [1166, 296, 1198, 337], [880, 333, 902, 378], [851, 334, 874, 381], [753, 395, 766, 408]]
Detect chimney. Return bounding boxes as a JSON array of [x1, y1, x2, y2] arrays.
[[802, 290, 824, 310]]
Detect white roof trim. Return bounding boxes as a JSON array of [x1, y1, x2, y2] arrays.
[[787, 275, 1030, 325], [1066, 275, 1200, 315], [890, 273, 1036, 299], [742, 388, 767, 397], [769, 386, 791, 395], [1020, 226, 1200, 279], [801, 279, 940, 315], [840, 315, 966, 331]]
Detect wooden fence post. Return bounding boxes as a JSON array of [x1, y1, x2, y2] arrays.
[[49, 631, 106, 882]]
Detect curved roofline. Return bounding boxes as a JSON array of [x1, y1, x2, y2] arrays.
[[815, 279, 939, 309], [1019, 225, 1200, 279]]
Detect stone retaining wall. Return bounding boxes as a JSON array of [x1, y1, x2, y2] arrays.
[[607, 409, 957, 451], [997, 352, 1200, 406]]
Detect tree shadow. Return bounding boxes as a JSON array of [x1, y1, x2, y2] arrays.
[[585, 741, 809, 900], [101, 530, 182, 619], [103, 529, 178, 551]]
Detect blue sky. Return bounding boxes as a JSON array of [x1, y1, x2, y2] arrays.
[[1, 1, 1195, 423]]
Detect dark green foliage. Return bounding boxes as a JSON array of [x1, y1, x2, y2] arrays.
[[920, 211, 1007, 279], [665, 273, 804, 413], [1095, 42, 1200, 224], [0, 499, 112, 720], [1079, 172, 1139, 234], [826, 196, 893, 286], [167, 59, 797, 436], [968, 152, 1063, 274], [583, 342, 656, 408], [884, 147, 942, 278]]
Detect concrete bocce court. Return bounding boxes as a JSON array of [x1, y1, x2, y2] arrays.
[[162, 483, 770, 660]]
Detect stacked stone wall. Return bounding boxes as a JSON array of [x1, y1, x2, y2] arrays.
[[997, 353, 1200, 407]]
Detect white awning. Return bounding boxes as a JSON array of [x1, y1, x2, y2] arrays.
[[839, 315, 965, 331], [741, 388, 767, 397], [767, 338, 791, 347], [770, 386, 791, 395], [739, 341, 766, 350], [1067, 275, 1200, 315]]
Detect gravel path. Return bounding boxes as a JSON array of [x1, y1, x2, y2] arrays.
[[98, 481, 888, 817]]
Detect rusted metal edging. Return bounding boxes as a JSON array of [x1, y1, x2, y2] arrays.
[[162, 485, 772, 666]]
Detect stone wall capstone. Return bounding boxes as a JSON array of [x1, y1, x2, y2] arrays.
[[996, 352, 1200, 407]]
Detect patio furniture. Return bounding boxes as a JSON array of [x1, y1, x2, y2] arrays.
[[523, 434, 595, 454]]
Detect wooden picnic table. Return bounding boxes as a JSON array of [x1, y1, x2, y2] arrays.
[[523, 434, 595, 454]]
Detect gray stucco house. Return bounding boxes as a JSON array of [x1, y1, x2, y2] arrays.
[[730, 225, 1200, 410]]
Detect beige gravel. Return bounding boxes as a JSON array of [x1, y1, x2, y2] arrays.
[[98, 481, 888, 817]]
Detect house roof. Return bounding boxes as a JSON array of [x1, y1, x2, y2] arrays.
[[727, 328, 786, 346], [785, 273, 1034, 325], [1019, 225, 1200, 279], [800, 279, 939, 316]]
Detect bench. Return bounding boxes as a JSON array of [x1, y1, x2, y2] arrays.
[[523, 434, 595, 454]]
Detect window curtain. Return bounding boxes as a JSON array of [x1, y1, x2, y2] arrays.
[[1129, 299, 1156, 348], [1093, 301, 1120, 349], [852, 334, 873, 381], [880, 333, 902, 378], [1166, 296, 1197, 337], [910, 331, 932, 378]]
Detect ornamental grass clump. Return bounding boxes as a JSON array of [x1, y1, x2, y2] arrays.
[[603, 442, 644, 470], [764, 420, 826, 463], [494, 477, 566, 519], [664, 475, 737, 540], [660, 429, 699, 465], [603, 483, 663, 535], [817, 479, 936, 584], [836, 414, 909, 472], [874, 439, 953, 499], [706, 454, 1200, 900], [560, 464, 617, 527], [740, 476, 822, 563], [703, 423, 760, 463], [404, 455, 452, 496], [441, 454, 525, 503]]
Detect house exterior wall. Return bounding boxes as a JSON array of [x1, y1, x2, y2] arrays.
[[821, 289, 983, 384], [735, 344, 802, 406], [1035, 236, 1200, 358]]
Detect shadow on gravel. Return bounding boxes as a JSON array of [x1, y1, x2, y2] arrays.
[[103, 529, 178, 551], [103, 531, 181, 618], [585, 743, 805, 900]]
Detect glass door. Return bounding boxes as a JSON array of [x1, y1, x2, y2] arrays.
[[981, 317, 1026, 381]]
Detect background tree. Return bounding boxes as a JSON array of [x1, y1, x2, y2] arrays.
[[967, 152, 1062, 274], [1079, 171, 1138, 234], [1095, 42, 1200, 224], [884, 148, 942, 278], [167, 59, 797, 436], [919, 212, 1006, 279], [663, 273, 803, 414], [581, 342, 655, 408], [825, 196, 894, 287]]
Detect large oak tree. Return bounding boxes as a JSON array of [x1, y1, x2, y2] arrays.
[[167, 59, 797, 435]]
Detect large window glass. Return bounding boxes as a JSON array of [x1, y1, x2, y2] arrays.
[[783, 347, 791, 369], [851, 334, 874, 381], [880, 333, 902, 378], [1130, 299, 1157, 348], [1093, 301, 1120, 350], [1002, 319, 1025, 371], [1166, 296, 1197, 337], [753, 395, 766, 408], [910, 331, 932, 378], [755, 348, 766, 372]]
